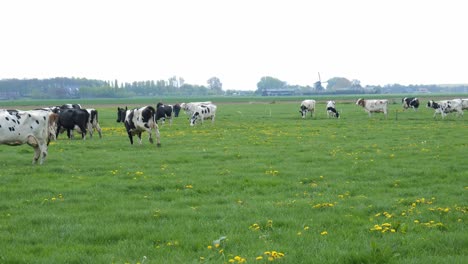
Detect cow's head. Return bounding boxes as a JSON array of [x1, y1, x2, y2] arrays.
[[427, 100, 436, 108], [299, 105, 308, 118], [117, 107, 127, 122], [190, 112, 199, 126], [356, 98, 365, 107]]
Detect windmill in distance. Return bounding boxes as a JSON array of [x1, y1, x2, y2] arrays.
[[314, 72, 327, 92]]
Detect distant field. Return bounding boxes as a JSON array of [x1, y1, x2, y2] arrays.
[[0, 98, 466, 263]]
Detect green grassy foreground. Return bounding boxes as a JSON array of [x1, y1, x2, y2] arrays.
[[0, 99, 466, 263]]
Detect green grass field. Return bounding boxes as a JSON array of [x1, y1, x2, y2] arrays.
[[0, 98, 467, 263]]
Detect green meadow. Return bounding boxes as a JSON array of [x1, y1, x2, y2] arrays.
[[0, 98, 466, 264]]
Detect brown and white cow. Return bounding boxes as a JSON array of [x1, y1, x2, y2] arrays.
[[117, 106, 161, 146], [356, 98, 388, 118], [299, 100, 316, 119], [0, 109, 51, 164]]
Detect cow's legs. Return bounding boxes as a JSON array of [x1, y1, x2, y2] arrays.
[[78, 125, 87, 140], [127, 132, 134, 144], [137, 132, 143, 144], [95, 123, 102, 138], [154, 126, 161, 147]]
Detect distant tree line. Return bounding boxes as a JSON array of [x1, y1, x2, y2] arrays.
[[0, 76, 466, 99], [255, 76, 468, 96], [0, 76, 225, 99]]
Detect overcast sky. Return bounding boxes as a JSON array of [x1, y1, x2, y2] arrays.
[[1, 0, 466, 90]]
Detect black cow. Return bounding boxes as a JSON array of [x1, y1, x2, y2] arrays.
[[402, 97, 420, 111], [56, 109, 90, 140], [155, 103, 174, 126], [117, 106, 161, 146], [173, 104, 181, 117]]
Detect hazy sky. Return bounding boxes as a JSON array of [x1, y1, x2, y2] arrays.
[[1, 0, 466, 90]]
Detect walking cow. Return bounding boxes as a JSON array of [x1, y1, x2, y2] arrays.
[[189, 103, 217, 126], [0, 109, 51, 164], [402, 97, 420, 111], [155, 103, 174, 126], [356, 98, 388, 118], [56, 108, 90, 140], [117, 106, 161, 146]]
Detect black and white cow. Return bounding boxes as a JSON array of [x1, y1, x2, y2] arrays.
[[0, 109, 51, 164], [402, 97, 420, 111], [181, 101, 213, 116], [299, 100, 316, 119], [427, 99, 463, 119], [326, 100, 339, 118], [189, 103, 217, 126], [117, 106, 161, 146], [155, 103, 174, 126], [74, 108, 102, 138], [56, 108, 90, 140]]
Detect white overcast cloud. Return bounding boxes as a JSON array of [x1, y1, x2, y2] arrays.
[[1, 0, 467, 90]]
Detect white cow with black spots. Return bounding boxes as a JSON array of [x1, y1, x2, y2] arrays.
[[299, 100, 316, 119], [189, 103, 217, 126], [0, 109, 51, 164]]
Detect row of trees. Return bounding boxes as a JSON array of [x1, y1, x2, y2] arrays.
[[1, 76, 466, 99], [0, 76, 225, 99]]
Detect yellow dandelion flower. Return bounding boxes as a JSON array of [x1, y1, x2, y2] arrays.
[[207, 245, 212, 250], [321, 231, 328, 235], [256, 256, 263, 260]]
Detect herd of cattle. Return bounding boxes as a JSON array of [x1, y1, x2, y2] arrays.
[[0, 101, 217, 164], [1, 97, 466, 165], [300, 97, 468, 119]]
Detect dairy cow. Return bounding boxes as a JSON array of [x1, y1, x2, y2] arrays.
[[427, 99, 463, 119], [356, 98, 388, 118], [56, 108, 90, 139], [189, 103, 217, 126], [402, 97, 420, 111], [155, 103, 174, 126], [0, 109, 51, 164], [326, 100, 339, 118], [299, 100, 316, 119], [117, 106, 161, 146]]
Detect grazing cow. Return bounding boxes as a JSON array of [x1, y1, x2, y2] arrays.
[[402, 97, 420, 111], [326, 100, 339, 118], [427, 99, 463, 119], [0, 109, 51, 164], [356, 98, 388, 118], [56, 108, 90, 139], [299, 100, 316, 119], [117, 106, 161, 146], [181, 101, 212, 116], [155, 103, 174, 126], [189, 103, 217, 126]]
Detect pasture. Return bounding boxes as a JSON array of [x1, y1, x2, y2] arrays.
[[0, 98, 467, 263]]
